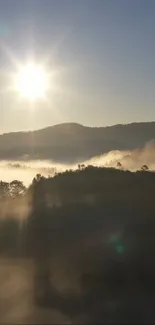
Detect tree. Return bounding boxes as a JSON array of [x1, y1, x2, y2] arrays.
[[117, 161, 122, 169], [141, 164, 149, 171], [0, 181, 10, 198], [9, 180, 26, 198]]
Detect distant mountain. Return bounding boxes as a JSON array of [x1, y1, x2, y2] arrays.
[[0, 121, 155, 163]]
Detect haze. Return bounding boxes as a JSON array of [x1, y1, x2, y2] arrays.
[[0, 0, 155, 133], [1, 1, 155, 324]]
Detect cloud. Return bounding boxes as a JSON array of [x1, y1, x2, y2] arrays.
[[83, 139, 155, 171], [0, 140, 155, 185]]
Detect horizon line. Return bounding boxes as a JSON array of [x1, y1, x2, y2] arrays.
[[1, 120, 155, 136]]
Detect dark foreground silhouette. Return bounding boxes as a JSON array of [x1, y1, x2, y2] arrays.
[[0, 166, 155, 323]]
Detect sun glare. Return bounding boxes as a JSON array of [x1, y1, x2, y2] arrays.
[[14, 63, 49, 100]]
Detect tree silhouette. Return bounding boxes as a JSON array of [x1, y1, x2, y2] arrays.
[[141, 164, 149, 171], [9, 180, 26, 197], [117, 161, 122, 169], [0, 181, 10, 198]]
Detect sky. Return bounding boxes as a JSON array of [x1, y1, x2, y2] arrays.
[[0, 0, 155, 133]]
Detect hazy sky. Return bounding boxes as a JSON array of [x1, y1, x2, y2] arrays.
[[0, 0, 155, 133]]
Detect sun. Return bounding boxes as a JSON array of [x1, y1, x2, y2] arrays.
[[14, 63, 49, 100]]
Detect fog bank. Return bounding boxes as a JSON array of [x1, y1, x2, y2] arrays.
[[0, 140, 155, 185]]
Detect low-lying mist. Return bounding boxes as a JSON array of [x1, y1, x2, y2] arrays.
[[85, 139, 155, 171], [0, 143, 155, 324], [0, 140, 155, 185]]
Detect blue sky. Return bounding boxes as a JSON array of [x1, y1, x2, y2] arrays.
[[0, 0, 155, 132]]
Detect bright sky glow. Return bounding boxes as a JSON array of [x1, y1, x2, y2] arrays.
[[1, 0, 155, 132], [14, 63, 49, 101]]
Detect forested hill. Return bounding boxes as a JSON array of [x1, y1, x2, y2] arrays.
[[0, 165, 155, 258], [0, 121, 155, 162], [0, 166, 155, 322]]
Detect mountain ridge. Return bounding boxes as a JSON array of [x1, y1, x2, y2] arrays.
[[2, 120, 155, 136], [0, 121, 155, 163]]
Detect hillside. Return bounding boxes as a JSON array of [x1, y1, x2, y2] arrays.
[[0, 121, 155, 162], [1, 167, 155, 323]]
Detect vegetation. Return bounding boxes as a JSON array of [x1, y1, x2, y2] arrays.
[[1, 121, 155, 162], [0, 165, 155, 322]]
